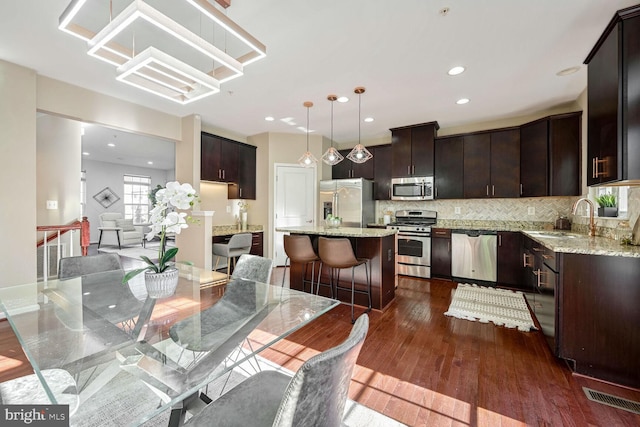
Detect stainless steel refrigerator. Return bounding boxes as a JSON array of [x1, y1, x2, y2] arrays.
[[319, 178, 375, 228]]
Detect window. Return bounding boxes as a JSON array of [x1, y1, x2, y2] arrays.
[[124, 175, 151, 225]]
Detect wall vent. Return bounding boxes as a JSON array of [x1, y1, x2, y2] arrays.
[[583, 387, 640, 415]]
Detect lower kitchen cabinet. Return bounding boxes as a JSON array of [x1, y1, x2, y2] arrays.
[[213, 231, 264, 257], [558, 253, 640, 389], [431, 228, 451, 279], [496, 231, 522, 288]]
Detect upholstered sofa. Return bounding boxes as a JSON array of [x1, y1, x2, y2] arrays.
[[98, 213, 144, 248]]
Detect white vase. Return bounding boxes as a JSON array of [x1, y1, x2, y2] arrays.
[[241, 211, 248, 231], [145, 267, 179, 298]]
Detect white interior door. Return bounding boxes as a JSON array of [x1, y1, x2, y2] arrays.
[[273, 164, 316, 266]]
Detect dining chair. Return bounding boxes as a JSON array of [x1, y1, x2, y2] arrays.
[[58, 253, 123, 279], [232, 254, 274, 284], [185, 313, 369, 427], [213, 233, 253, 279], [0, 369, 79, 415]]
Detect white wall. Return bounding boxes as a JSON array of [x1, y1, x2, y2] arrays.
[[0, 60, 37, 287]]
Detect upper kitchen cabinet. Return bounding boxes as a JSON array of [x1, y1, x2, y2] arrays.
[[463, 128, 520, 198], [520, 112, 581, 197], [201, 132, 239, 183], [372, 144, 392, 200], [585, 5, 640, 186], [434, 135, 463, 199], [227, 143, 257, 200], [390, 122, 439, 178], [332, 148, 374, 180]]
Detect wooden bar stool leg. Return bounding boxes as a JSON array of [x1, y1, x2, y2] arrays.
[[281, 257, 290, 287]]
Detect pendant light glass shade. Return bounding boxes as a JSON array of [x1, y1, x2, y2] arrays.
[[347, 87, 373, 164], [298, 101, 317, 168], [321, 94, 344, 166]]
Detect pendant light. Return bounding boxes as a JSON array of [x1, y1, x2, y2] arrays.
[[321, 94, 344, 166], [298, 101, 317, 167], [347, 87, 373, 164]]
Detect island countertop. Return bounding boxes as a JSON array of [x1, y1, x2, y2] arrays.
[[275, 226, 397, 238]]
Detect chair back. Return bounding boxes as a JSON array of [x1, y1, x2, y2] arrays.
[[99, 212, 123, 227], [272, 313, 369, 427], [232, 254, 273, 284], [228, 232, 252, 250], [58, 253, 123, 279], [283, 235, 318, 263], [318, 237, 358, 269]]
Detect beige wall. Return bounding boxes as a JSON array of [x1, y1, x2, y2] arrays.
[[1, 60, 37, 286]]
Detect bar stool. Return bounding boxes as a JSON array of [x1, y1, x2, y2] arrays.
[[318, 237, 372, 323], [281, 234, 323, 294], [213, 233, 253, 280]]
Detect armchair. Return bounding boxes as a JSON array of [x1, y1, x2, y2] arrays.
[[98, 213, 144, 249]]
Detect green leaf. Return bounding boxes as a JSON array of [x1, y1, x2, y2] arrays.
[[122, 267, 150, 284], [161, 247, 179, 265]]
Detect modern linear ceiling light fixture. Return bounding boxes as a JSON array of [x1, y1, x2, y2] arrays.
[[347, 87, 373, 164], [321, 95, 344, 166], [58, 0, 265, 104], [298, 101, 318, 168]]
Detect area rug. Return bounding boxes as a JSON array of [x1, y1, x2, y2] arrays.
[[444, 283, 537, 331], [97, 241, 174, 262]]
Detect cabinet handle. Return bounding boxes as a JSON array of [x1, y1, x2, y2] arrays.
[[407, 165, 411, 175], [435, 187, 438, 198], [593, 157, 607, 178], [542, 254, 553, 260], [536, 269, 550, 288], [412, 165, 415, 175], [447, 241, 450, 252], [498, 234, 502, 246], [388, 188, 391, 199], [222, 169, 225, 180], [486, 185, 489, 196], [523, 253, 533, 268], [239, 188, 242, 198], [218, 169, 222, 179], [520, 184, 523, 196], [532, 247, 543, 252], [492, 185, 495, 196]]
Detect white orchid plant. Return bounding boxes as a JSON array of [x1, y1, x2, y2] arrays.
[[122, 181, 199, 284]]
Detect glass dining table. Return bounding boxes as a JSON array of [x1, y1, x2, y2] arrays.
[[0, 264, 339, 426]]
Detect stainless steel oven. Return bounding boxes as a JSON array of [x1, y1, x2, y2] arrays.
[[387, 210, 437, 279], [391, 176, 433, 201]]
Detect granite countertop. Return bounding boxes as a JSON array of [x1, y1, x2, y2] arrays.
[[521, 230, 640, 258], [276, 226, 396, 238], [212, 225, 263, 236]]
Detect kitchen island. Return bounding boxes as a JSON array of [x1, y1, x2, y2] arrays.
[[276, 226, 397, 310]]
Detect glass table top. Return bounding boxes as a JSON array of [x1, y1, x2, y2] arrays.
[[0, 265, 339, 425]]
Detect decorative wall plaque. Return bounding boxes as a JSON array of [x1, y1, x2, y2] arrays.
[[93, 187, 120, 208]]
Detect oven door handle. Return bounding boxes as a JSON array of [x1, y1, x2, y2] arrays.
[[398, 232, 431, 238]]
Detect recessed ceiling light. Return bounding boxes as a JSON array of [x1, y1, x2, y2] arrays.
[[556, 66, 580, 76], [107, 143, 115, 147], [82, 152, 90, 155], [364, 117, 374, 123], [456, 98, 470, 105], [147, 161, 153, 165], [264, 116, 274, 121], [337, 96, 349, 103], [448, 66, 465, 76]]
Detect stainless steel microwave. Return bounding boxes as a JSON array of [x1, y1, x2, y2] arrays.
[[391, 176, 434, 201]]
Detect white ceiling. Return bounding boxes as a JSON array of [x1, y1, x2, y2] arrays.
[[3, 0, 639, 166]]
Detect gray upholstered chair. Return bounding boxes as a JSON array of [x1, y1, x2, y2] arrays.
[[232, 254, 273, 284], [98, 212, 144, 249], [213, 233, 253, 279], [58, 253, 123, 279], [0, 369, 79, 415], [186, 313, 369, 427]]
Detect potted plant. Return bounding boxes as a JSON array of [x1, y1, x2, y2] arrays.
[[122, 181, 199, 298], [595, 193, 618, 217]]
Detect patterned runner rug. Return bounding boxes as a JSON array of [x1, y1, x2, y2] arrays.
[[444, 283, 537, 331]]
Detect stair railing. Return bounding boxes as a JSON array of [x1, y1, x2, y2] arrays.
[[36, 217, 90, 282]]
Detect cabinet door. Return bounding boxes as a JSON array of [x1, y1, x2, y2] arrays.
[[434, 136, 464, 199], [431, 229, 451, 279], [411, 125, 435, 177], [219, 140, 239, 183], [463, 133, 491, 198], [352, 153, 375, 179], [549, 113, 581, 196], [201, 133, 222, 181], [497, 231, 523, 288], [373, 145, 392, 200], [587, 24, 619, 185], [228, 144, 256, 199], [332, 149, 353, 179], [490, 129, 520, 198], [520, 120, 548, 197], [391, 128, 412, 177]]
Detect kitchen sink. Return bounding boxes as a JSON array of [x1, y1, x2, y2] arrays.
[[527, 231, 580, 239]]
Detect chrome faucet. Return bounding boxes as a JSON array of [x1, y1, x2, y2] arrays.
[[572, 197, 596, 237]]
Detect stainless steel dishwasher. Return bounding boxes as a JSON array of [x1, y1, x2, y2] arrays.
[[451, 230, 498, 283]]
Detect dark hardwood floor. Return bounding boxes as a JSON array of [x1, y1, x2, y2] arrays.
[[2, 254, 639, 426]]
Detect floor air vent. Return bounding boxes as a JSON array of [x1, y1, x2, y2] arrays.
[[583, 387, 640, 415]]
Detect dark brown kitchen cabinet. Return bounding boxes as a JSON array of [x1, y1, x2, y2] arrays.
[[372, 144, 392, 200], [585, 6, 640, 185], [463, 133, 491, 198], [520, 112, 581, 197], [201, 132, 238, 183], [227, 143, 256, 200], [390, 122, 439, 178], [332, 148, 374, 180], [431, 228, 451, 279], [559, 253, 640, 389], [434, 136, 463, 199], [496, 231, 522, 289]]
